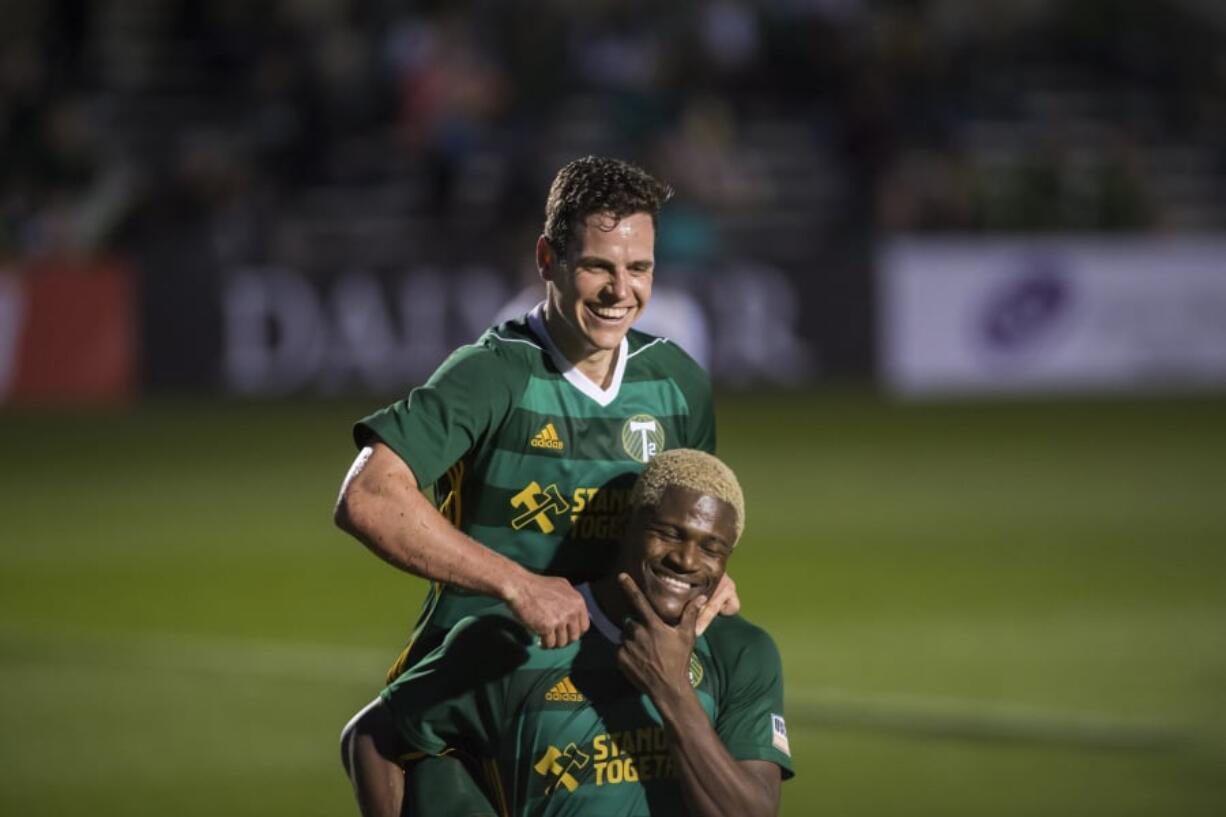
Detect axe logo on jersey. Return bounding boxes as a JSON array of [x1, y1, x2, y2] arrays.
[[621, 414, 664, 463], [510, 481, 571, 533], [533, 742, 590, 795]]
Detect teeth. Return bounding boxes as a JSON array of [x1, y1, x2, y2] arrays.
[[590, 305, 629, 320], [657, 574, 692, 592]]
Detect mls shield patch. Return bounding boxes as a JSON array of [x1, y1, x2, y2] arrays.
[[771, 713, 790, 756]]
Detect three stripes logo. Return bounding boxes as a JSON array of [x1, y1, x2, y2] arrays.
[[544, 676, 585, 703], [530, 422, 565, 451]]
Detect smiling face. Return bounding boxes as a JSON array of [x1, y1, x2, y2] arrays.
[[622, 485, 738, 625], [538, 210, 655, 383]]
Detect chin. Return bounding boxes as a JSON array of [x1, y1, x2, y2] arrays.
[[582, 326, 630, 350], [644, 595, 689, 626]]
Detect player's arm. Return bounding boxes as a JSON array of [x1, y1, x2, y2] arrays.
[[616, 576, 781, 817], [334, 442, 588, 648], [342, 616, 528, 817]]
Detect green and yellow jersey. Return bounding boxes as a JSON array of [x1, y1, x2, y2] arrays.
[[356, 306, 715, 675], [380, 585, 794, 817]]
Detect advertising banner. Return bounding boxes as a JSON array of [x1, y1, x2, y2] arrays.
[[878, 237, 1226, 396], [217, 262, 818, 396], [0, 259, 137, 405]]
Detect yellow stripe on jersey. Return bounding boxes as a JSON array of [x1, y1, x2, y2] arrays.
[[437, 461, 465, 527], [385, 580, 445, 683], [482, 756, 511, 817]]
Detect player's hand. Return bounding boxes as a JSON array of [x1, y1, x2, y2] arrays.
[[695, 572, 739, 636], [615, 573, 705, 704], [503, 570, 589, 649]]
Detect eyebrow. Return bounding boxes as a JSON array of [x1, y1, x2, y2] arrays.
[[575, 255, 654, 269], [649, 520, 731, 549]]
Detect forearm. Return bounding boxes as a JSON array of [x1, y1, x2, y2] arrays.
[[654, 690, 778, 817], [334, 445, 526, 600], [340, 484, 524, 597]]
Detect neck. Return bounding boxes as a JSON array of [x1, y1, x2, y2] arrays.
[[542, 299, 619, 388]]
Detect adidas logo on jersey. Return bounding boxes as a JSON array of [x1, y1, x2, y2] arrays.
[[530, 423, 565, 451], [544, 676, 584, 703]]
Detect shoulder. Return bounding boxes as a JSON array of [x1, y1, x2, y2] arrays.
[[701, 614, 783, 670], [627, 328, 705, 372], [425, 317, 543, 387], [626, 328, 711, 393], [434, 613, 536, 679], [481, 315, 548, 358], [445, 611, 533, 647]]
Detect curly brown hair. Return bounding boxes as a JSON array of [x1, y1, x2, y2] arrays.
[[542, 156, 673, 258]]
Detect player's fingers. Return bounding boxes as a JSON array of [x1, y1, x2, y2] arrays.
[[681, 591, 711, 628], [565, 582, 590, 634], [717, 573, 740, 615], [546, 618, 568, 647], [684, 594, 709, 636], [563, 614, 582, 646], [557, 613, 574, 648], [617, 573, 659, 623]]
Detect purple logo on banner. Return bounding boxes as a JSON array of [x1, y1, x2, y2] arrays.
[[980, 260, 1073, 354]]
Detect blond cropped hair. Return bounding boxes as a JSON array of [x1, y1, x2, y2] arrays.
[[630, 449, 745, 545]]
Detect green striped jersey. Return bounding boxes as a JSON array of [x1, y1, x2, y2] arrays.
[[356, 306, 716, 637], [380, 584, 794, 817]]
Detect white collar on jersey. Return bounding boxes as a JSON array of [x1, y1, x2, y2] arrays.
[[577, 582, 623, 644], [527, 302, 627, 407]]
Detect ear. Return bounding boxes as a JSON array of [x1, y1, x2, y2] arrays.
[[536, 235, 556, 282]]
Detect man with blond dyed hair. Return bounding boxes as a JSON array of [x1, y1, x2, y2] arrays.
[[344, 449, 794, 817]]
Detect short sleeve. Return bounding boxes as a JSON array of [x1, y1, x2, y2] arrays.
[[711, 622, 795, 779], [657, 340, 715, 454], [355, 344, 518, 488], [684, 368, 716, 454], [380, 615, 533, 757]]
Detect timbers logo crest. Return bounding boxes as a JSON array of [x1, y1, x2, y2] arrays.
[[621, 414, 664, 463]]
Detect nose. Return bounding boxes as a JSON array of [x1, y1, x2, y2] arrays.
[[608, 266, 630, 300], [665, 540, 699, 573]]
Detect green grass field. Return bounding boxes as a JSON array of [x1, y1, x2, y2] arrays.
[[2, 392, 1224, 816]]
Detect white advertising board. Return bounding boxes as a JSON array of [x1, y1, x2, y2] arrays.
[[878, 236, 1226, 396]]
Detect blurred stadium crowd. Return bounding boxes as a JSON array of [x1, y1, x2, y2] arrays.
[[4, 0, 1225, 270]]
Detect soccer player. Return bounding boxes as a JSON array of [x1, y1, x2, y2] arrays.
[[334, 156, 739, 808], [344, 449, 793, 817]]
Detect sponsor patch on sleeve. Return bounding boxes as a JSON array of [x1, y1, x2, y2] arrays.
[[771, 713, 790, 756]]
